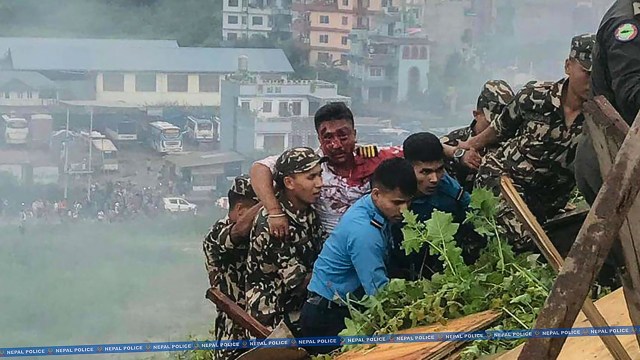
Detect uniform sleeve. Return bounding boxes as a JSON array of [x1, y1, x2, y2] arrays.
[[490, 91, 525, 142], [603, 19, 640, 123], [346, 225, 389, 296], [253, 155, 279, 175], [202, 221, 234, 286], [245, 216, 282, 329]]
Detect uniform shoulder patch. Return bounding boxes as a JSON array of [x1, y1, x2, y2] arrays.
[[357, 144, 379, 158], [615, 23, 638, 42], [370, 218, 383, 230]]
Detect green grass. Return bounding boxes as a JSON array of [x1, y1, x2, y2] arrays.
[[0, 210, 224, 351]]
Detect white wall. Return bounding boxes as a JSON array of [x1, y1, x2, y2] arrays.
[[95, 73, 221, 107], [238, 96, 310, 118]]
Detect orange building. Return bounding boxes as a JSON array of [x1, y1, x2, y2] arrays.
[[293, 0, 386, 68]]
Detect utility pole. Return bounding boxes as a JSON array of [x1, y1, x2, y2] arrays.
[[87, 108, 93, 202], [63, 108, 70, 200]]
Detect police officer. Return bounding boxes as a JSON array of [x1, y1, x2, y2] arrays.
[[441, 80, 515, 192], [245, 147, 326, 336], [300, 158, 417, 354], [203, 175, 260, 360], [576, 0, 640, 204], [390, 132, 484, 280]]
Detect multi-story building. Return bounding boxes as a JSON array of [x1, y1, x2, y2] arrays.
[[348, 9, 432, 104], [294, 0, 402, 68], [222, 0, 293, 42], [220, 77, 350, 154]]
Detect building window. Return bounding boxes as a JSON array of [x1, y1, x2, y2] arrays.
[[26, 91, 33, 99], [3, 92, 8, 99], [291, 101, 302, 115], [242, 16, 247, 25], [411, 46, 419, 59], [278, 101, 289, 116], [228, 15, 239, 24], [262, 101, 272, 112], [341, 36, 348, 45], [103, 73, 125, 92], [342, 0, 349, 5], [419, 46, 427, 59], [252, 16, 263, 25], [370, 67, 382, 76], [167, 74, 188, 92], [340, 54, 348, 65], [228, 0, 238, 6], [342, 16, 349, 25], [402, 46, 410, 59], [264, 135, 285, 153], [320, 15, 330, 24], [317, 52, 331, 64], [199, 74, 220, 92], [17, 92, 24, 99], [241, 101, 251, 110], [228, 32, 238, 41], [319, 34, 329, 43], [135, 73, 156, 92]]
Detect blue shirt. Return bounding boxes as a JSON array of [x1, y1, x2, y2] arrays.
[[411, 173, 470, 223], [307, 194, 391, 302]]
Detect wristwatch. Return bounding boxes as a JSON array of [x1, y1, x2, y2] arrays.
[[453, 148, 466, 163]]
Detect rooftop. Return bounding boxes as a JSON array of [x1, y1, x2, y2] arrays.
[[164, 151, 244, 168], [0, 37, 178, 55], [4, 41, 294, 73], [0, 70, 58, 91]]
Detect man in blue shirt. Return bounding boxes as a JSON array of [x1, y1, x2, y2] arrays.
[[300, 158, 417, 354], [389, 132, 484, 280]]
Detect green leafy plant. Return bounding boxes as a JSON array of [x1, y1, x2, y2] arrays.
[[338, 189, 556, 359]]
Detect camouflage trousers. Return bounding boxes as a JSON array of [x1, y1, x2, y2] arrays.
[[213, 311, 248, 360], [475, 157, 538, 253]]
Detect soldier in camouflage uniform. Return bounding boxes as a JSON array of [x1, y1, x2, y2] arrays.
[[203, 175, 259, 360], [246, 147, 327, 336], [460, 34, 595, 252], [440, 80, 515, 192]]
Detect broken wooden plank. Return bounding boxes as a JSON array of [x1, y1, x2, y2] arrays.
[[584, 97, 640, 346], [518, 100, 640, 359], [205, 287, 271, 338], [495, 288, 640, 360], [334, 310, 501, 360], [500, 176, 631, 360]]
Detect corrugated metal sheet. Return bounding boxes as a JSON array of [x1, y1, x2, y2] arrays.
[[0, 37, 178, 55], [8, 46, 294, 73], [0, 70, 57, 91]]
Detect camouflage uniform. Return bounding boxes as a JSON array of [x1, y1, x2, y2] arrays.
[[474, 34, 595, 252], [245, 147, 327, 336], [203, 175, 257, 360], [441, 80, 515, 191]]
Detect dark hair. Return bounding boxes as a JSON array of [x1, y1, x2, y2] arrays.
[[403, 132, 444, 163], [371, 158, 417, 197], [227, 189, 256, 209], [314, 102, 354, 131]]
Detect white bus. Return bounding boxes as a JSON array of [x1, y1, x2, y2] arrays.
[[2, 115, 29, 145], [91, 138, 118, 171], [148, 121, 183, 153], [105, 120, 137, 143], [185, 116, 218, 143]]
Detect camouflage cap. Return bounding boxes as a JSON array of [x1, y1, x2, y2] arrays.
[[476, 80, 515, 122], [230, 174, 257, 200], [569, 33, 596, 72], [275, 147, 327, 177]]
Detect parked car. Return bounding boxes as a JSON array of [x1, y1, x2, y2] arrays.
[[162, 197, 197, 214]]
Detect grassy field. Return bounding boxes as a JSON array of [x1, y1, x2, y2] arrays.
[[0, 210, 225, 358]]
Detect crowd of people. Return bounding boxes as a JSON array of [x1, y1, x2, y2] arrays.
[[203, 0, 640, 356]]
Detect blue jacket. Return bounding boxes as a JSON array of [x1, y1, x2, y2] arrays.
[[411, 173, 470, 223], [307, 194, 391, 301]]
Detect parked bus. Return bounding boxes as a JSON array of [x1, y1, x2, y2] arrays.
[[148, 121, 183, 153], [185, 116, 218, 143], [2, 114, 29, 145], [105, 119, 137, 143], [79, 131, 119, 172]]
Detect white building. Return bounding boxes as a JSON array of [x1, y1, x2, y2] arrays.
[[1, 38, 294, 107], [222, 0, 293, 42], [0, 71, 58, 107], [220, 78, 350, 153]]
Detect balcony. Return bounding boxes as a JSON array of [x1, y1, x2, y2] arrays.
[[292, 0, 342, 12]]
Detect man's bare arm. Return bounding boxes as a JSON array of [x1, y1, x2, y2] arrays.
[[250, 163, 289, 238]]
